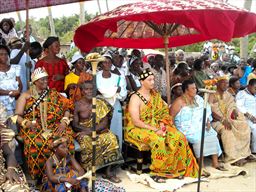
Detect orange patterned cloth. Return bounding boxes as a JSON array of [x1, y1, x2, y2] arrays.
[[125, 91, 198, 178], [19, 89, 74, 179]]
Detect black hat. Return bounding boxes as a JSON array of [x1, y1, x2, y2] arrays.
[[139, 68, 154, 81]]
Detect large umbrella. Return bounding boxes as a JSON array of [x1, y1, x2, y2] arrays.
[[0, 0, 88, 14], [74, 0, 256, 105]]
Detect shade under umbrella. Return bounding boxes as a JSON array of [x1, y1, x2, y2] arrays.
[[74, 0, 256, 105]]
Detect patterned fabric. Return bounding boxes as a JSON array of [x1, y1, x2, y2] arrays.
[[193, 70, 210, 89], [0, 0, 89, 14], [77, 99, 123, 170], [125, 91, 198, 178], [210, 91, 251, 163], [151, 68, 167, 97], [19, 89, 74, 179], [0, 65, 20, 116], [35, 59, 69, 92], [174, 95, 221, 158], [41, 155, 87, 192], [70, 72, 92, 102], [94, 178, 126, 192]]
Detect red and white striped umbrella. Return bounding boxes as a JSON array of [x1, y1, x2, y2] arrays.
[[74, 0, 256, 52], [0, 0, 88, 14], [74, 0, 256, 105]]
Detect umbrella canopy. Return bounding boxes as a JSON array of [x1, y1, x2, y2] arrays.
[[74, 0, 256, 52], [0, 0, 88, 14], [74, 0, 256, 105]]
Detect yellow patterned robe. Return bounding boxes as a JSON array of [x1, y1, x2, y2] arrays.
[[77, 98, 123, 170], [125, 91, 198, 178]]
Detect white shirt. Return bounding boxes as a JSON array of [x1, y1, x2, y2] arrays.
[[96, 71, 127, 105], [236, 89, 256, 127], [10, 49, 32, 92]]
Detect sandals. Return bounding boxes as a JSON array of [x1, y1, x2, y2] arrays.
[[201, 168, 211, 177], [151, 176, 166, 183], [231, 159, 247, 167], [102, 174, 122, 183], [215, 165, 228, 171], [245, 155, 256, 162]]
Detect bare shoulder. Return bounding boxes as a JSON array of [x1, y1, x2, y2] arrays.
[[19, 91, 31, 100], [128, 93, 142, 111], [172, 96, 184, 107]]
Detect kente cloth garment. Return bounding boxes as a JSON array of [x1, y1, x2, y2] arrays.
[[174, 95, 222, 158], [193, 70, 210, 89], [0, 65, 20, 116], [69, 72, 92, 102], [19, 89, 74, 179], [236, 89, 256, 153], [125, 91, 198, 178], [210, 91, 251, 163], [96, 71, 127, 148], [35, 59, 69, 92], [151, 68, 167, 97], [247, 72, 256, 84], [77, 98, 123, 170], [41, 155, 88, 192]]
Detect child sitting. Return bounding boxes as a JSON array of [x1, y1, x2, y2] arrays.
[[41, 137, 88, 192]]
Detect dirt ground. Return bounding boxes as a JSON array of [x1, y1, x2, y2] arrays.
[[115, 161, 256, 192]]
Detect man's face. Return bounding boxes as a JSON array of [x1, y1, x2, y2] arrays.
[[218, 79, 229, 91], [248, 84, 256, 95], [0, 48, 9, 64], [81, 83, 93, 100]]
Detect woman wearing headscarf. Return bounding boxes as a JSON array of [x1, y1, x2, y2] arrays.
[[64, 52, 92, 100], [35, 36, 69, 92], [14, 67, 74, 181]]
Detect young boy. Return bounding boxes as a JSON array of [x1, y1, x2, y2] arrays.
[[41, 137, 88, 192]]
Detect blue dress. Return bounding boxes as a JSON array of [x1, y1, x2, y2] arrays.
[[174, 95, 222, 158]]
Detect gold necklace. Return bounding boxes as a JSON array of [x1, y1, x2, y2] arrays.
[[52, 154, 67, 174]]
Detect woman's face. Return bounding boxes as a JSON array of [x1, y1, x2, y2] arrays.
[[141, 75, 154, 90], [186, 83, 197, 97], [56, 142, 69, 158], [49, 41, 60, 55], [102, 57, 112, 71], [0, 48, 9, 65], [34, 76, 48, 90], [74, 58, 85, 72], [232, 80, 241, 90], [2, 22, 10, 32], [173, 86, 183, 97]]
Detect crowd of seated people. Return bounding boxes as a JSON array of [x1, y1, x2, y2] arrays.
[[0, 22, 256, 191]]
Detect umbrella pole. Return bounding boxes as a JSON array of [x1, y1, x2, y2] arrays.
[[197, 92, 209, 192], [25, 0, 30, 89], [164, 35, 171, 105], [91, 61, 98, 192]]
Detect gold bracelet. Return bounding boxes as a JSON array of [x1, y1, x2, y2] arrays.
[[61, 117, 70, 126], [21, 119, 29, 128], [7, 166, 18, 172]]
